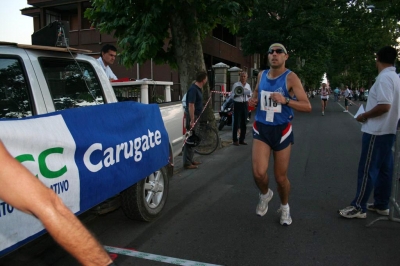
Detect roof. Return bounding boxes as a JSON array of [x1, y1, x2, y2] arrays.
[[0, 42, 92, 53]]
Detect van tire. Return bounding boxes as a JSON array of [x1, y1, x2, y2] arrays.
[[121, 166, 169, 222]]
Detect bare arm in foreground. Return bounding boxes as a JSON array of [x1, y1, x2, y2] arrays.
[[0, 141, 112, 266]]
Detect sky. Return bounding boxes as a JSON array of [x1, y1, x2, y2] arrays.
[[0, 0, 33, 44]]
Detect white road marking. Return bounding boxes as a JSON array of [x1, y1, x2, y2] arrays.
[[104, 246, 223, 266]]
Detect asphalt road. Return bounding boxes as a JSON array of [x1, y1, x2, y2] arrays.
[[1, 96, 400, 266]]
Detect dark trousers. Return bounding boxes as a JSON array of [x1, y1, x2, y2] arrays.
[[232, 102, 248, 142], [183, 113, 197, 166], [351, 133, 395, 212]]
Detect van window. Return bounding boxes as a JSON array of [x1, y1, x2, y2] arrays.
[[0, 58, 33, 118], [40, 58, 104, 111]]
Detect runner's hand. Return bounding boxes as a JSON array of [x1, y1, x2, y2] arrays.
[[248, 97, 258, 107]]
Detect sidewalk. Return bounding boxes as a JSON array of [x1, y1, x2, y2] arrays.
[[173, 118, 253, 174]]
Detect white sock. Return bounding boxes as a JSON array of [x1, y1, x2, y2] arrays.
[[281, 204, 289, 210], [260, 190, 270, 199]]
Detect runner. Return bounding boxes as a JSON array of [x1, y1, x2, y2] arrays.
[[248, 43, 311, 226], [320, 82, 330, 116]]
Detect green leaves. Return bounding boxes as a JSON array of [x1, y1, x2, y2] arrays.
[[86, 0, 255, 68], [238, 0, 400, 88]]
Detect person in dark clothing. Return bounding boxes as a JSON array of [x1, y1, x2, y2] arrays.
[[183, 71, 208, 169]]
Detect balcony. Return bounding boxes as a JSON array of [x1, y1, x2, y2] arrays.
[[68, 29, 115, 47]]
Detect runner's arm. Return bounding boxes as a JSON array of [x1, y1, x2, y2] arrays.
[[0, 141, 112, 266]]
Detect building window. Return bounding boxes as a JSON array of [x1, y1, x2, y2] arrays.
[[82, 2, 93, 29], [212, 25, 236, 46], [46, 12, 60, 25]]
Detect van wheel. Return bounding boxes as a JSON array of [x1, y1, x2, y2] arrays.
[[121, 167, 168, 222]]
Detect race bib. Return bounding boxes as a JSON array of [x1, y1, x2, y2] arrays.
[[260, 91, 282, 113], [266, 111, 274, 122]]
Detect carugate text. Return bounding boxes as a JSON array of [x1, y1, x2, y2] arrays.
[[84, 129, 162, 172]]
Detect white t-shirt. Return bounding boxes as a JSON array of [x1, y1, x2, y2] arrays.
[[320, 87, 329, 99], [229, 82, 252, 102], [97, 57, 117, 80], [362, 66, 400, 135], [344, 88, 351, 97]]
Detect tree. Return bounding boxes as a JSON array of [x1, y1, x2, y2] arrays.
[[238, 0, 400, 89], [85, 0, 254, 95], [239, 0, 336, 88], [327, 0, 400, 89], [85, 0, 257, 148]]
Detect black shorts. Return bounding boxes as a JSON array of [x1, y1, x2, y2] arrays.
[[252, 121, 294, 151]]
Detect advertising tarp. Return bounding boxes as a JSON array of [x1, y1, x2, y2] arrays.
[[0, 101, 169, 256]]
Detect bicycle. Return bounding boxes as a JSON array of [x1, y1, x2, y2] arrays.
[[194, 121, 219, 155]]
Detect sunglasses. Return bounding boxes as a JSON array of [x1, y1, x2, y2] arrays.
[[268, 49, 285, 54]]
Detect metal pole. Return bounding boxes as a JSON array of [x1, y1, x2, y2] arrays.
[[151, 58, 153, 80]]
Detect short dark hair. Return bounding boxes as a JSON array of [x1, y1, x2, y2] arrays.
[[101, 44, 117, 56], [195, 71, 207, 82], [376, 46, 397, 65]]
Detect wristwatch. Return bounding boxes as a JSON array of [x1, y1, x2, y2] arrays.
[[285, 97, 290, 105]]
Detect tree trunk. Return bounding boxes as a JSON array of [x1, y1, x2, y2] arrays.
[[170, 12, 215, 124]]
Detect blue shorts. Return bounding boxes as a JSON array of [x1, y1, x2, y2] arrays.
[[252, 121, 294, 151]]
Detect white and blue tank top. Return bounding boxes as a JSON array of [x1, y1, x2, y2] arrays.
[[255, 69, 294, 126]]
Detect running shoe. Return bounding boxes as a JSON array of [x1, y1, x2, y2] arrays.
[[322, 111, 324, 116], [278, 207, 292, 225], [338, 206, 354, 213], [256, 189, 273, 216], [367, 203, 389, 216], [343, 110, 348, 112], [338, 206, 366, 219]]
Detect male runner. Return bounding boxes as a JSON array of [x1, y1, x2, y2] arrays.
[[248, 43, 311, 225]]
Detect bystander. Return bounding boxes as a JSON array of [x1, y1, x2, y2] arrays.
[[339, 46, 400, 219]]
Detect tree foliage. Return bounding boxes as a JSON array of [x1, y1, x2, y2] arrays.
[[85, 0, 256, 127], [239, 0, 400, 89], [85, 0, 253, 69], [86, 0, 400, 92]]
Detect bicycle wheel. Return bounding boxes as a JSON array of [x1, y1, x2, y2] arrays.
[[194, 123, 219, 155]]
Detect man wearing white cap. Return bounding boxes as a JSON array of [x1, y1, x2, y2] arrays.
[[248, 43, 311, 226]]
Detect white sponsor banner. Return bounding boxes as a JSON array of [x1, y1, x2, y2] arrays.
[[0, 115, 80, 252]]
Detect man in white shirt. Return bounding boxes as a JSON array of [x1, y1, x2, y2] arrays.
[[339, 46, 400, 219], [97, 44, 118, 81], [343, 85, 351, 112], [230, 71, 252, 145]]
